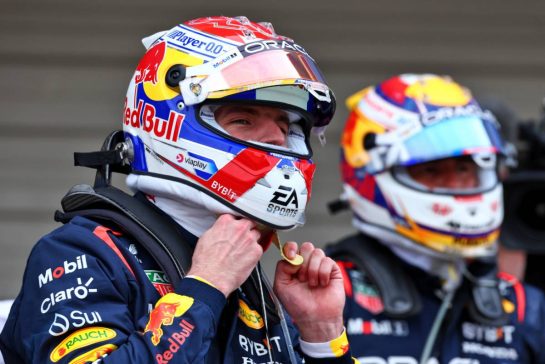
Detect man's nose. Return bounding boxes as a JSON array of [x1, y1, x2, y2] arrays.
[[259, 119, 287, 147]]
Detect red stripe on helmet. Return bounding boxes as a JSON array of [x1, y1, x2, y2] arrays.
[[159, 149, 278, 202], [360, 174, 376, 201], [201, 149, 278, 202], [294, 159, 315, 201]]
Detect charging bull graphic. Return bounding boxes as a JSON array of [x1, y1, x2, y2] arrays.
[[145, 293, 194, 346], [135, 41, 166, 85]]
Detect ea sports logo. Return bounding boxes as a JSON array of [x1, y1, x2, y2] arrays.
[[267, 186, 300, 218], [270, 186, 299, 208]]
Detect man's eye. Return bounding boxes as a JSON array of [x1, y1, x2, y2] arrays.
[[229, 118, 251, 126], [424, 167, 438, 175], [457, 163, 473, 173]]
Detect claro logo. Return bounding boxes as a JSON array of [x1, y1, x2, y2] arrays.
[[41, 277, 98, 314], [38, 255, 88, 288]]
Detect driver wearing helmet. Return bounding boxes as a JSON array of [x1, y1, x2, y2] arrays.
[[1, 16, 357, 364], [327, 74, 545, 363]]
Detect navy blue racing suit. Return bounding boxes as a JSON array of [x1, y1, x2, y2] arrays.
[[0, 214, 355, 363], [331, 233, 545, 364]]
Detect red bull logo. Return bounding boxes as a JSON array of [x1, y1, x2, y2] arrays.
[[144, 293, 194, 346], [155, 320, 195, 364], [124, 99, 184, 143], [135, 41, 166, 85]]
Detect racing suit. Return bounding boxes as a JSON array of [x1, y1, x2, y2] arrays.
[[330, 233, 545, 364], [0, 209, 355, 363]]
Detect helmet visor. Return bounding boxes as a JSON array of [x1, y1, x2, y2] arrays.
[[185, 46, 334, 127], [399, 115, 503, 166], [206, 49, 326, 89], [392, 155, 499, 195]]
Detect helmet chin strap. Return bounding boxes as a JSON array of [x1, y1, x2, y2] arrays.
[[126, 174, 236, 237]]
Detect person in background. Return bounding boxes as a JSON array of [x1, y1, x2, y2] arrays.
[[326, 74, 545, 363], [1, 16, 358, 364], [482, 95, 545, 293]]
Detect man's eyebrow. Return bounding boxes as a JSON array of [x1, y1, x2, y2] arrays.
[[224, 106, 259, 115], [221, 105, 290, 124]]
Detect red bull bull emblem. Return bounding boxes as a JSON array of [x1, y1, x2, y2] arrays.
[[135, 41, 166, 85], [145, 293, 194, 346]]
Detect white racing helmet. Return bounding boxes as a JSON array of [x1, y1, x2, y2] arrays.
[[340, 74, 506, 258], [123, 16, 335, 230]]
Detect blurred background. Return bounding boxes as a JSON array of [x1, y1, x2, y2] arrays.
[[1, 0, 545, 298]]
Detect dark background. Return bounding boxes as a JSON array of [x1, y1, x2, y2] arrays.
[[1, 0, 544, 298]]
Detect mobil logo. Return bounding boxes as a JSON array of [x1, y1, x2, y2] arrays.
[[135, 41, 166, 85], [38, 255, 88, 288], [176, 151, 218, 180], [347, 317, 409, 337]]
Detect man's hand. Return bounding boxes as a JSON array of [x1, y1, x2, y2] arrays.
[[188, 214, 263, 297], [273, 242, 345, 342]]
